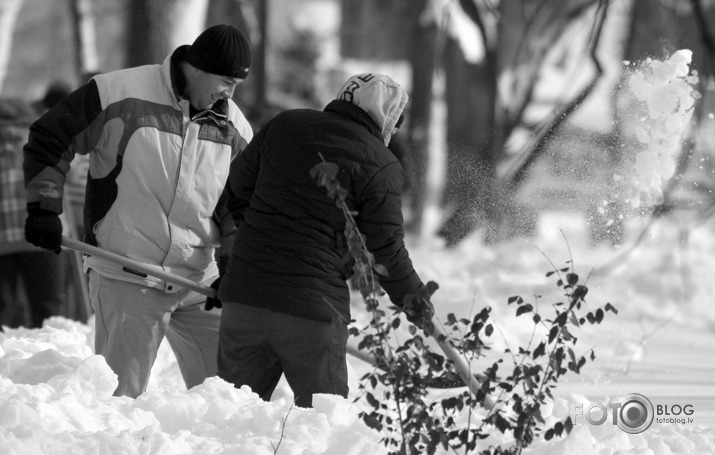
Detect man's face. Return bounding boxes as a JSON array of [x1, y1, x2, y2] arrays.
[[185, 68, 242, 111]]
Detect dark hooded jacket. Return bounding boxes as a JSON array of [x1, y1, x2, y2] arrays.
[[218, 97, 423, 322]]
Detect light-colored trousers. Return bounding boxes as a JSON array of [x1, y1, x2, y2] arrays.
[[88, 269, 221, 398]]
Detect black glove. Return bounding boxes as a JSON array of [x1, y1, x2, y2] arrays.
[[404, 296, 435, 328], [25, 207, 63, 254], [204, 274, 223, 311], [402, 282, 438, 332]]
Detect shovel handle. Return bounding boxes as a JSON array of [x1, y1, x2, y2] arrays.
[[431, 321, 496, 409], [61, 237, 216, 298], [62, 239, 494, 407]]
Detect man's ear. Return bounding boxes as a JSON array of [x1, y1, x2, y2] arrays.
[[186, 64, 199, 77]]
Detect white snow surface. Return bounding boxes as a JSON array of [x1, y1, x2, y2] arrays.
[[1, 211, 715, 454]]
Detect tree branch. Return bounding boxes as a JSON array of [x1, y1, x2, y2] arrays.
[[503, 0, 600, 138], [501, 0, 609, 190]]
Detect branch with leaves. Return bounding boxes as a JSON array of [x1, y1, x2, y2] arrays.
[[311, 158, 618, 454]]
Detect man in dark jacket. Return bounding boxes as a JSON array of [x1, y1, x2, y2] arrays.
[[216, 73, 429, 408]]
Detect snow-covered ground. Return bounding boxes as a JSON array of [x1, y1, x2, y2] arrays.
[[1, 210, 714, 454]]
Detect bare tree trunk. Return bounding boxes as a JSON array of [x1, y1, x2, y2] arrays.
[[126, 0, 209, 67], [404, 0, 437, 235], [436, 0, 499, 247], [437, 37, 498, 246], [253, 0, 267, 107], [70, 0, 100, 78], [0, 0, 24, 94]]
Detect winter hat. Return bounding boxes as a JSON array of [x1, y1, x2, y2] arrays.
[[186, 24, 251, 79], [336, 73, 408, 145]]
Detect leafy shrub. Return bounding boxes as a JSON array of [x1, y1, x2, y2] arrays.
[[311, 159, 618, 454]]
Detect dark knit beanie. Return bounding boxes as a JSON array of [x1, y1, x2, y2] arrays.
[[186, 24, 251, 79]]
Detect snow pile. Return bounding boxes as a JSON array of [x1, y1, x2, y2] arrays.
[[621, 49, 699, 208], [531, 414, 714, 455], [0, 318, 385, 455]]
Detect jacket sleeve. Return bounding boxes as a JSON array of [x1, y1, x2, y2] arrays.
[[23, 80, 103, 214], [212, 186, 236, 271], [213, 114, 253, 271], [212, 118, 254, 269], [226, 121, 266, 227], [356, 161, 423, 306]]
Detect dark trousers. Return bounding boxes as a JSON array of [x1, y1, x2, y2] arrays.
[[0, 252, 64, 328], [218, 302, 349, 408]]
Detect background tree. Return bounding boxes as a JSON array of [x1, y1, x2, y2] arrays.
[[70, 0, 100, 78], [0, 0, 25, 93], [125, 0, 209, 67], [404, 0, 438, 234]]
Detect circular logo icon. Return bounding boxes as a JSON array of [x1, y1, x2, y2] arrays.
[[617, 393, 654, 434]]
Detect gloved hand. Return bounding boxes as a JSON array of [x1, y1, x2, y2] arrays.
[[204, 273, 223, 311], [404, 296, 435, 328], [25, 207, 63, 254], [402, 282, 438, 333]]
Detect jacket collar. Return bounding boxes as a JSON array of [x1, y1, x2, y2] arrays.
[[167, 45, 189, 102], [194, 99, 229, 126], [324, 100, 382, 142]]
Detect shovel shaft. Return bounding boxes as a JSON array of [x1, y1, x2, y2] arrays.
[[61, 238, 493, 404], [61, 237, 217, 298], [431, 322, 496, 409]]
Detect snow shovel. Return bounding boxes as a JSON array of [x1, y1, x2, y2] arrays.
[[431, 321, 496, 408], [60, 236, 377, 364], [61, 197, 92, 323], [61, 237, 217, 296], [61, 237, 495, 408]]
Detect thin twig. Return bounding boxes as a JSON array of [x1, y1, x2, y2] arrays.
[[559, 229, 575, 274], [272, 401, 295, 454], [623, 311, 680, 375], [535, 246, 566, 284]]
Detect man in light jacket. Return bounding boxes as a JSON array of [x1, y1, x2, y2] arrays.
[[23, 24, 253, 398]]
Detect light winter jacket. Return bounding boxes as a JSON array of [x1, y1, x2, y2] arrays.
[[23, 46, 253, 290]]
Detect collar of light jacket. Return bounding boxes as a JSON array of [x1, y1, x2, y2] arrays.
[[169, 45, 229, 121], [323, 99, 383, 142], [169, 45, 190, 102]]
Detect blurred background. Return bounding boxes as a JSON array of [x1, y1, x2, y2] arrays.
[[3, 0, 715, 248]]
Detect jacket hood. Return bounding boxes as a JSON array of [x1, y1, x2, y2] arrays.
[[335, 73, 408, 146]]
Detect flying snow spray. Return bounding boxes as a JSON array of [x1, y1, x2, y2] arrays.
[[619, 49, 700, 208]]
